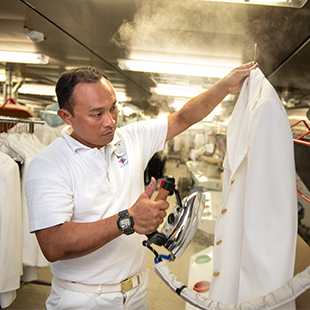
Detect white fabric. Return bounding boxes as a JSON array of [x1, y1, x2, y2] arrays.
[[0, 292, 16, 309], [0, 133, 48, 269], [33, 123, 59, 146], [46, 268, 151, 310], [208, 68, 297, 308], [25, 118, 167, 285], [8, 122, 58, 147], [0, 126, 58, 308], [154, 260, 310, 310], [0, 152, 23, 308]]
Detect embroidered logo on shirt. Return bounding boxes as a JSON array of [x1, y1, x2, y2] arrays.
[[119, 157, 128, 165]]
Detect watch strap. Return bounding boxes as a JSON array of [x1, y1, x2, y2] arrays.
[[117, 209, 135, 235]]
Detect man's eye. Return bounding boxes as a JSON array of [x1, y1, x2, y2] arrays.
[[92, 113, 102, 117]]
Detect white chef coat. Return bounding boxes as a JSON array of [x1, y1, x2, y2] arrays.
[[208, 68, 297, 309], [0, 151, 23, 308], [0, 132, 48, 270], [33, 123, 59, 146]]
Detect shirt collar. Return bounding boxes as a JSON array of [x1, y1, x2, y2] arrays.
[[61, 125, 120, 153]]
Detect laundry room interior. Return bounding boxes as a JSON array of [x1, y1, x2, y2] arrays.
[[1, 0, 310, 309]]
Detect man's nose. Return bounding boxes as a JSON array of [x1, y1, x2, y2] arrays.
[[102, 112, 115, 127]]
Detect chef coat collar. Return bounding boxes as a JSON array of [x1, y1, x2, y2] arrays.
[[248, 68, 265, 111], [226, 68, 265, 178]]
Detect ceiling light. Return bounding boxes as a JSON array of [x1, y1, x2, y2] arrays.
[[171, 99, 223, 119], [129, 53, 242, 67], [122, 106, 135, 116], [0, 51, 49, 64], [115, 91, 132, 102], [200, 0, 308, 8], [18, 84, 56, 96], [171, 99, 188, 111], [152, 84, 236, 100], [118, 59, 234, 78], [152, 84, 206, 98]]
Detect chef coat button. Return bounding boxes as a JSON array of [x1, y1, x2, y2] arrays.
[[221, 208, 227, 215], [93, 152, 97, 156], [213, 271, 220, 277], [216, 240, 222, 246], [230, 179, 235, 185]]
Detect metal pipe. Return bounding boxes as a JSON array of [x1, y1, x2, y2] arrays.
[[0, 115, 45, 124], [12, 78, 25, 102], [268, 36, 310, 79], [3, 68, 13, 103]]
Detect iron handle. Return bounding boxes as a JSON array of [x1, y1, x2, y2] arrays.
[[146, 176, 175, 244]]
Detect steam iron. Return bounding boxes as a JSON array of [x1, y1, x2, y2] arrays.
[[143, 176, 205, 261]]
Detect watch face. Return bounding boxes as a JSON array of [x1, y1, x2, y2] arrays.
[[120, 218, 131, 229]]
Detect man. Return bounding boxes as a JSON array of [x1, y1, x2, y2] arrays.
[[25, 62, 257, 310]]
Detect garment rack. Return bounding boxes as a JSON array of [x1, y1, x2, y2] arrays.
[[0, 115, 52, 287], [291, 120, 310, 203], [0, 115, 45, 133]]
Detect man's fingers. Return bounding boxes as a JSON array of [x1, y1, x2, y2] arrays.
[[144, 177, 157, 199], [159, 209, 167, 219]]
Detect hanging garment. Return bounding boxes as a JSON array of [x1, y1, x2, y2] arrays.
[[0, 132, 48, 270], [0, 151, 23, 308], [208, 68, 297, 309], [11, 122, 58, 147], [33, 123, 59, 146]]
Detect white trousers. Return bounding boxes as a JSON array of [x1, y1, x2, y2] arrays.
[[46, 269, 151, 310]]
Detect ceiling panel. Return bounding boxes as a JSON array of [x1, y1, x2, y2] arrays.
[[0, 0, 309, 115]]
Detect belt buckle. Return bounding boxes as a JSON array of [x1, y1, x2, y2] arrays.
[[121, 277, 133, 293]]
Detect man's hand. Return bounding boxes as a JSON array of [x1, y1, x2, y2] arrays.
[[223, 61, 259, 94], [129, 178, 169, 235], [166, 61, 258, 142]]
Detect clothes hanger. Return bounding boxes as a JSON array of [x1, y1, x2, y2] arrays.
[[254, 42, 257, 64], [0, 133, 25, 165]]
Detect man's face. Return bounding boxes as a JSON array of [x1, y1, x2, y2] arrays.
[[59, 78, 118, 149]]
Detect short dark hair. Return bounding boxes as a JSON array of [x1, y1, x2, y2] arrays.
[[55, 66, 109, 116]]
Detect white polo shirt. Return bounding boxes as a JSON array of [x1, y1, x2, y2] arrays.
[[25, 117, 167, 285]]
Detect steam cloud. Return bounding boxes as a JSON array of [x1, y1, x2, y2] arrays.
[[112, 0, 310, 75], [112, 0, 310, 114], [112, 0, 246, 59]]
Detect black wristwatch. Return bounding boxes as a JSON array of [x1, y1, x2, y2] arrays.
[[117, 209, 135, 235]]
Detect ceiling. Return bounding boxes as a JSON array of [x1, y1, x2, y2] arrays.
[[1, 0, 310, 117]]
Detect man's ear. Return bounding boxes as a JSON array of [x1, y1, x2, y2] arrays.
[[57, 109, 73, 126]]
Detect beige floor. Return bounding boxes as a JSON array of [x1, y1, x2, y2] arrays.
[[5, 160, 214, 310]]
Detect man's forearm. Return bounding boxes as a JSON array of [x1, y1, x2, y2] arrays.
[[34, 178, 166, 263], [167, 78, 228, 141], [179, 78, 228, 126], [166, 61, 257, 142], [35, 214, 121, 262]]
